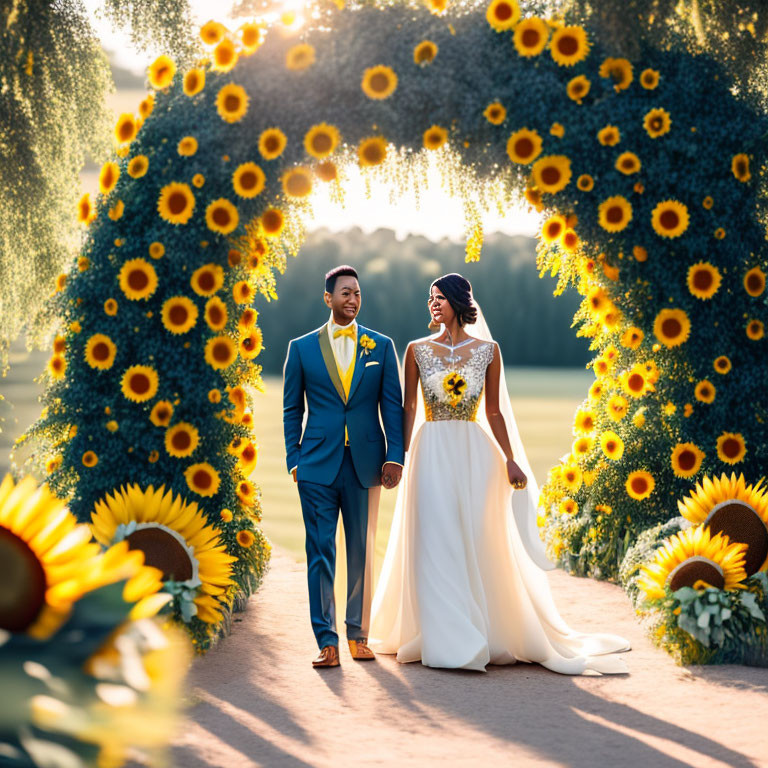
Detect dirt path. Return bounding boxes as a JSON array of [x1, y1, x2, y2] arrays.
[[173, 548, 768, 768]]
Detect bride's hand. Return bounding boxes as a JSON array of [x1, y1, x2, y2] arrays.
[[506, 459, 527, 490]]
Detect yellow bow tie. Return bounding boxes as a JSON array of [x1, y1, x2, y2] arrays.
[[333, 326, 356, 340]]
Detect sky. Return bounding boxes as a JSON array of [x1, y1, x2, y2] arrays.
[[82, 0, 540, 242]]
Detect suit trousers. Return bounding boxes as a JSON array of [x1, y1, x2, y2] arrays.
[[297, 446, 380, 649]]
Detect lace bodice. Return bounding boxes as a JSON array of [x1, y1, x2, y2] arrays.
[[412, 337, 495, 422]]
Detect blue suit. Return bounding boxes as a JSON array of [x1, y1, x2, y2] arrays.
[[283, 322, 404, 648]]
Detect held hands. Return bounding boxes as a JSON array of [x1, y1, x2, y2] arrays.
[[381, 462, 403, 489], [506, 459, 527, 490]]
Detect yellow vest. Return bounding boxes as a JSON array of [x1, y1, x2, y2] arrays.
[[336, 352, 356, 445]]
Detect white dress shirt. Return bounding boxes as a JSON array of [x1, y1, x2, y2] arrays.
[[328, 312, 357, 372]]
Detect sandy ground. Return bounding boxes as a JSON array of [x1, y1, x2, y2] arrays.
[[172, 548, 768, 768]]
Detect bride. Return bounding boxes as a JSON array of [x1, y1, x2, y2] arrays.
[[369, 273, 631, 674]]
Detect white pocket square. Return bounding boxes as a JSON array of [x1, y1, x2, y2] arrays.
[[365, 360, 379, 367]]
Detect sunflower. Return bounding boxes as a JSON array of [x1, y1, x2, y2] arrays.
[[161, 296, 198, 335], [281, 166, 314, 198], [651, 199, 689, 239], [148, 55, 175, 89], [121, 364, 159, 403], [205, 199, 239, 235], [164, 422, 200, 458], [304, 123, 340, 159], [620, 364, 653, 398], [588, 380, 604, 400], [486, 0, 520, 31], [506, 128, 542, 164], [561, 464, 582, 493], [414, 40, 438, 65], [76, 193, 96, 225], [104, 298, 118, 317], [732, 153, 751, 183], [150, 400, 173, 427], [213, 38, 238, 72], [600, 430, 624, 460], [714, 227, 726, 240], [624, 470, 654, 501], [531, 155, 571, 194], [261, 207, 285, 237], [541, 215, 566, 243], [426, 0, 448, 14], [193, 174, 205, 188], [606, 394, 628, 421], [200, 20, 226, 45], [236, 479, 257, 507], [599, 57, 633, 91], [99, 161, 119, 195], [139, 92, 154, 119], [259, 127, 287, 160], [653, 308, 690, 347], [91, 483, 235, 623], [316, 161, 338, 183], [184, 463, 222, 500], [747, 319, 764, 340], [716, 432, 746, 465], [559, 498, 578, 516], [118, 258, 158, 302], [189, 263, 224, 298], [575, 174, 593, 192], [47, 353, 66, 380], [513, 16, 549, 57], [233, 281, 254, 305], [0, 474, 157, 638], [713, 355, 732, 375], [550, 25, 589, 67], [177, 136, 198, 157], [621, 326, 643, 349], [237, 530, 255, 548], [640, 68, 659, 89], [598, 195, 632, 232], [572, 436, 594, 456], [238, 307, 258, 330], [744, 266, 766, 297], [107, 200, 124, 222], [148, 242, 165, 260], [114, 113, 138, 144], [702, 195, 714, 210], [566, 75, 590, 103], [643, 108, 671, 138], [615, 151, 641, 175], [691, 379, 715, 404], [204, 335, 237, 370], [183, 68, 205, 96], [637, 526, 747, 600], [687, 262, 721, 300], [561, 229, 579, 252], [157, 182, 195, 225], [550, 122, 565, 138], [677, 472, 768, 575], [239, 22, 264, 54], [597, 125, 620, 146], [286, 43, 315, 71], [670, 442, 705, 478], [216, 84, 249, 124], [585, 285, 610, 317], [239, 328, 263, 361], [227, 164, 265, 201], [125, 156, 147, 181], [85, 333, 117, 370], [573, 408, 596, 434], [362, 65, 398, 100], [352, 135, 388, 169]]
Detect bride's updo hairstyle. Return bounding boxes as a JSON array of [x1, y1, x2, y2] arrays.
[[431, 273, 478, 327]]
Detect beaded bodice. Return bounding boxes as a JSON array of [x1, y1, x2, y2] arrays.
[[412, 338, 495, 422]]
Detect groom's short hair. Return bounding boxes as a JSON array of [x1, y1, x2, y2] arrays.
[[325, 265, 359, 294]]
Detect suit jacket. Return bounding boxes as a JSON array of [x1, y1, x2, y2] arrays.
[[282, 322, 405, 488]]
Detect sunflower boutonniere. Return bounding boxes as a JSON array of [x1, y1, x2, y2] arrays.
[[443, 371, 467, 407], [359, 334, 376, 358]]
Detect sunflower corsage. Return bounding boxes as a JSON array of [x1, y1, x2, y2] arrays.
[[359, 334, 376, 358], [443, 371, 467, 408]]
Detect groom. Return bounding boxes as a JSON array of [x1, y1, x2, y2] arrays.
[[283, 265, 404, 668]]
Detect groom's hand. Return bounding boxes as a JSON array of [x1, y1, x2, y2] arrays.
[[381, 462, 402, 489]]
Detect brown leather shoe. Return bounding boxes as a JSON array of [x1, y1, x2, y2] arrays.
[[348, 638, 376, 661], [312, 645, 340, 668]]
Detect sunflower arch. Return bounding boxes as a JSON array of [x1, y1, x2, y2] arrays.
[[21, 0, 768, 659]]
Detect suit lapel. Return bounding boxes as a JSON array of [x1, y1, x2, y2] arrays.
[[346, 325, 368, 404], [317, 326, 347, 404]]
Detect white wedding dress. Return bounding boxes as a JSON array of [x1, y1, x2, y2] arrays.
[[369, 313, 631, 675]]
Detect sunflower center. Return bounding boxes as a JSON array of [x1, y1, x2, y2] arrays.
[[208, 305, 223, 324], [127, 268, 149, 292], [130, 372, 151, 394], [198, 271, 215, 291], [0, 527, 47, 632], [514, 137, 534, 158], [630, 477, 648, 495], [661, 317, 682, 338], [628, 372, 644, 391], [621, 158, 635, 170], [650, 118, 663, 131], [746, 274, 763, 293], [572, 82, 585, 96], [217, 48, 234, 65], [119, 122, 134, 141], [263, 210, 283, 231], [286, 173, 312, 196], [521, 28, 540, 47], [705, 500, 768, 575], [606, 205, 624, 223], [264, 136, 279, 153], [193, 468, 213, 490], [736, 160, 747, 176], [213, 207, 231, 227], [213, 341, 231, 362], [668, 557, 725, 592], [172, 430, 192, 451], [541, 166, 561, 185], [692, 269, 713, 291], [125, 527, 194, 582], [659, 210, 679, 230], [224, 94, 241, 113], [363, 144, 383, 163], [494, 2, 513, 21], [92, 341, 110, 361], [677, 449, 697, 471], [557, 35, 578, 56], [239, 171, 257, 190], [168, 304, 189, 326], [168, 192, 188, 215], [720, 438, 740, 459]]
